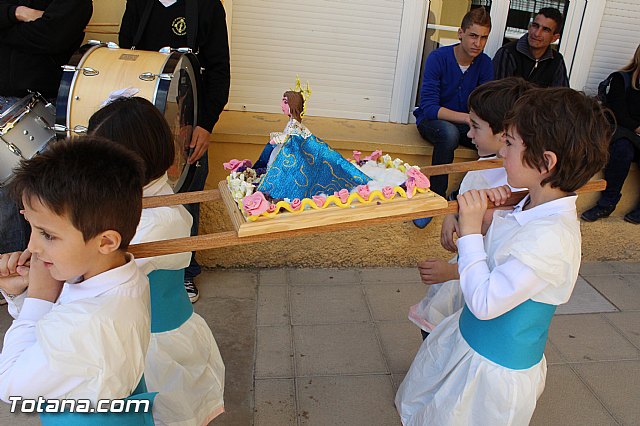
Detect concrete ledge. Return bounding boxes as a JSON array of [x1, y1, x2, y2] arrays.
[[196, 111, 640, 268]]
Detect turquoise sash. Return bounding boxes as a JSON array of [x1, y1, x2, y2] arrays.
[[459, 300, 557, 370], [39, 376, 156, 425], [148, 269, 193, 333]]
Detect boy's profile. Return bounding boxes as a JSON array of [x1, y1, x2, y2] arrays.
[[0, 138, 153, 422]]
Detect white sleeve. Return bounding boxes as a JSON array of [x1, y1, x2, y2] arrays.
[[0, 290, 27, 319], [457, 234, 552, 320], [132, 207, 192, 275], [0, 298, 86, 402]]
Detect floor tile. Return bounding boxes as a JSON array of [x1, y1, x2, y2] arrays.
[[556, 277, 618, 315], [0, 403, 40, 426], [290, 285, 370, 325], [296, 375, 401, 426], [259, 268, 288, 286], [257, 286, 290, 326], [254, 379, 296, 426], [530, 365, 617, 426], [603, 311, 640, 349], [579, 261, 618, 276], [582, 274, 640, 311], [288, 268, 360, 286], [365, 282, 427, 321], [197, 269, 258, 299], [293, 323, 387, 376], [391, 373, 406, 393], [606, 261, 640, 275], [256, 326, 293, 378], [195, 297, 255, 426], [360, 267, 421, 284], [548, 314, 639, 362], [377, 321, 423, 374], [544, 340, 565, 365], [574, 360, 640, 426]]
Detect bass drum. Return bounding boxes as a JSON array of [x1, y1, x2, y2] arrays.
[[56, 42, 200, 193]]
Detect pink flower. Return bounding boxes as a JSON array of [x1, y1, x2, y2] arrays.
[[352, 151, 361, 162], [312, 195, 326, 208], [364, 150, 383, 161], [242, 191, 270, 216], [407, 167, 430, 189], [224, 159, 252, 171], [405, 178, 416, 199], [356, 184, 371, 200], [267, 203, 277, 213], [382, 186, 394, 199], [290, 198, 302, 210], [333, 188, 350, 203]]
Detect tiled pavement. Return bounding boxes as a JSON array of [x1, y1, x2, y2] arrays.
[[1, 261, 639, 425]]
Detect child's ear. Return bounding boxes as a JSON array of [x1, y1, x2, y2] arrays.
[[542, 151, 558, 173], [98, 230, 122, 254]]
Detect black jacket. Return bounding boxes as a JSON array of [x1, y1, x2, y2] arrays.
[[493, 34, 569, 88], [119, 0, 230, 132], [0, 0, 92, 99]]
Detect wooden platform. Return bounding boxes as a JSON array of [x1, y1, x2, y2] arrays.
[[219, 181, 449, 238]]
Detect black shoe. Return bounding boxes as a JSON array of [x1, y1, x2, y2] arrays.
[[624, 208, 640, 224], [580, 205, 615, 222], [184, 280, 200, 303]]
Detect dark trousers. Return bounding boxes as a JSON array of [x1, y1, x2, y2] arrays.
[[598, 137, 640, 208], [417, 119, 476, 197], [183, 153, 209, 281]]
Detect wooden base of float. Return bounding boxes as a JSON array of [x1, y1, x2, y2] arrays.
[[219, 181, 449, 238]]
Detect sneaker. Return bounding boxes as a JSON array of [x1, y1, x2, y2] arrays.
[[413, 217, 433, 229], [624, 208, 640, 224], [580, 205, 615, 222], [184, 280, 200, 303]]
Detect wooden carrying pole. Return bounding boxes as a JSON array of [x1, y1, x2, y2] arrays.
[[130, 159, 605, 259]]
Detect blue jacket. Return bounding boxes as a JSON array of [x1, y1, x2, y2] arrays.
[[414, 44, 493, 125]]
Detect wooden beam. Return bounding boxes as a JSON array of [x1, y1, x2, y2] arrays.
[[129, 179, 606, 258]]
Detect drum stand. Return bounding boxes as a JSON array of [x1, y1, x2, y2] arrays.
[[129, 160, 606, 259]]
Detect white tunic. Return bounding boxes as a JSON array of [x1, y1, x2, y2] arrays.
[[0, 256, 150, 404], [134, 174, 225, 426], [409, 159, 511, 332], [396, 195, 581, 425]]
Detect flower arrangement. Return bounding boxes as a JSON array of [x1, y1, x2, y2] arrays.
[[225, 151, 431, 221]]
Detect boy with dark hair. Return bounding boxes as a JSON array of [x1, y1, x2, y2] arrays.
[[493, 7, 569, 88], [413, 7, 493, 228], [0, 138, 154, 424], [398, 86, 611, 426]]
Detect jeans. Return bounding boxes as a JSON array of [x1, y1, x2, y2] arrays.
[[417, 119, 475, 197], [183, 152, 208, 281], [0, 188, 30, 254], [598, 137, 640, 208]]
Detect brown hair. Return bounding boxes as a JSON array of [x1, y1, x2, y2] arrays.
[[619, 43, 640, 90], [503, 87, 612, 192], [8, 137, 145, 249], [283, 90, 305, 122], [461, 6, 491, 31], [469, 77, 534, 134], [88, 97, 175, 185]]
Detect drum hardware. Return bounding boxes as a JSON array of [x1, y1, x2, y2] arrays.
[[139, 72, 173, 81], [159, 46, 192, 54], [52, 124, 88, 134], [62, 65, 99, 77], [2, 140, 24, 158]]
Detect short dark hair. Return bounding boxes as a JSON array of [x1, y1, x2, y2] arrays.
[[88, 97, 175, 185], [537, 7, 563, 34], [468, 77, 534, 134], [7, 138, 145, 249], [503, 87, 612, 192], [461, 6, 491, 31]]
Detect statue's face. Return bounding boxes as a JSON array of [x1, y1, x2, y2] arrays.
[[281, 96, 291, 117]]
